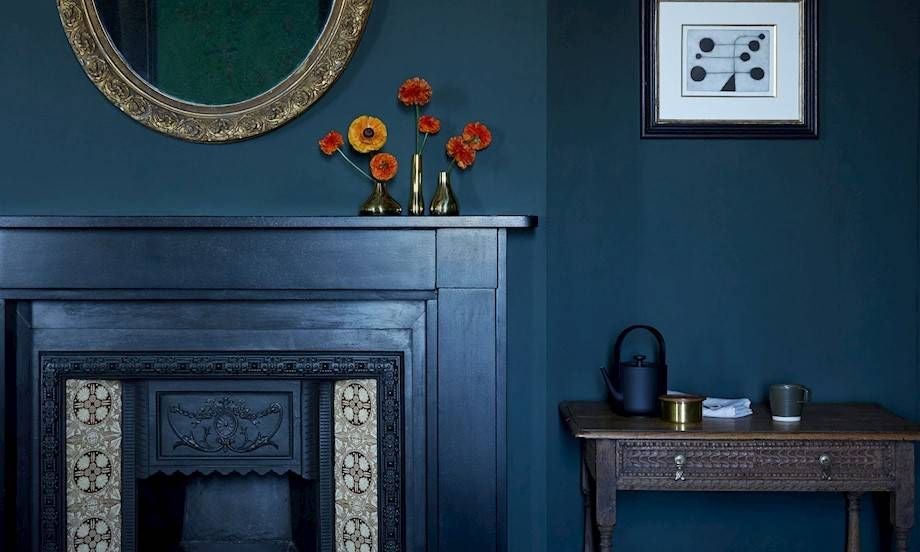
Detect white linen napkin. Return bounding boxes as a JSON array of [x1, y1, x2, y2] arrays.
[[702, 397, 752, 419]]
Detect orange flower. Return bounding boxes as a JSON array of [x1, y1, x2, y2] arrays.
[[370, 152, 398, 182], [348, 115, 387, 153], [398, 77, 433, 106], [462, 122, 492, 151], [418, 115, 441, 135], [446, 136, 476, 170], [318, 130, 344, 155]]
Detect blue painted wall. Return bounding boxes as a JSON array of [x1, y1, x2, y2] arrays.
[[5, 0, 920, 549], [547, 1, 920, 551], [0, 1, 547, 549]]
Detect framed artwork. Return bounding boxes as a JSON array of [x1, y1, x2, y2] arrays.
[[642, 0, 818, 138]]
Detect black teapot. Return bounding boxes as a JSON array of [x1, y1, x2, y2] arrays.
[[600, 325, 668, 416]]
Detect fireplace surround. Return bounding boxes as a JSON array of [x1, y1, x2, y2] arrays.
[[0, 216, 535, 552]]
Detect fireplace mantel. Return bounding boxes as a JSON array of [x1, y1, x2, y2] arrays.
[[0, 215, 536, 229], [0, 216, 536, 552]]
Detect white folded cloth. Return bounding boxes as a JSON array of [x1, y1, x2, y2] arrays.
[[702, 397, 752, 418]]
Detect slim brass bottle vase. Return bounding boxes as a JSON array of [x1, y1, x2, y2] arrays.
[[408, 153, 425, 216], [429, 170, 459, 216]]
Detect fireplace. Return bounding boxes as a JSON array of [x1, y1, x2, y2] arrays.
[[0, 216, 535, 551]]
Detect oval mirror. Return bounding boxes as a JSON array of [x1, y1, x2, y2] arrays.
[[57, 0, 372, 142]]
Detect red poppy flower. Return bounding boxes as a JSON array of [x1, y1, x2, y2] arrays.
[[462, 122, 492, 151], [318, 130, 344, 155], [446, 136, 476, 170], [398, 77, 433, 106], [418, 115, 441, 135], [370, 152, 399, 182]]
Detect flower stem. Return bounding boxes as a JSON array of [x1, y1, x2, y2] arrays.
[[420, 132, 429, 153], [337, 149, 373, 182]]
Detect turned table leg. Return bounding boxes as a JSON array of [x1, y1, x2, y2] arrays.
[[891, 443, 915, 552], [845, 492, 861, 552], [894, 528, 910, 552], [594, 441, 617, 552], [582, 456, 594, 552]]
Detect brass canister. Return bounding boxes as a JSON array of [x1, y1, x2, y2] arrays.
[[659, 394, 704, 424]]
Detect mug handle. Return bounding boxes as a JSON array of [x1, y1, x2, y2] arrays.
[[801, 386, 811, 403]]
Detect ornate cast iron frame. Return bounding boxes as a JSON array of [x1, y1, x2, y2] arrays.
[[55, 0, 373, 142], [39, 352, 403, 552]]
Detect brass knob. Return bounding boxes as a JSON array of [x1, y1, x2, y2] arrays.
[[818, 454, 832, 480], [674, 454, 686, 481]]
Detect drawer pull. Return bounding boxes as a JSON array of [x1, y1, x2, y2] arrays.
[[674, 454, 686, 481], [818, 453, 832, 480]]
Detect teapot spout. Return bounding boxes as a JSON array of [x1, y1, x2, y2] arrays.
[[600, 366, 623, 403]]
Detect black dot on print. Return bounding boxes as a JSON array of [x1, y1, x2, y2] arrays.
[[749, 40, 761, 52], [690, 66, 707, 82], [750, 67, 765, 80], [759, 33, 766, 39], [740, 52, 751, 62], [696, 53, 702, 59], [699, 38, 715, 52]]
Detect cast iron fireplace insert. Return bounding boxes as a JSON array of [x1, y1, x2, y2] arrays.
[[42, 352, 402, 551]]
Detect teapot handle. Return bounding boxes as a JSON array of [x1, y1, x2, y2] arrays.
[[612, 324, 668, 371]]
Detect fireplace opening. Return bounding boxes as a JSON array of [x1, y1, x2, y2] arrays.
[[137, 472, 318, 552]]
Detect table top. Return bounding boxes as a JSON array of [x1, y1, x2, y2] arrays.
[[560, 401, 920, 441]]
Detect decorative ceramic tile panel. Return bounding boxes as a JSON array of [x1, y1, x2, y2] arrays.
[[66, 380, 122, 552], [334, 379, 378, 552]]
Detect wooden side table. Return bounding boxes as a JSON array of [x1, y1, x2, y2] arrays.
[[560, 402, 920, 552]]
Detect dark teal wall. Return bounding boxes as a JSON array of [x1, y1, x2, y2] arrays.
[[0, 1, 547, 549], [547, 1, 920, 551], [6, 0, 920, 549]]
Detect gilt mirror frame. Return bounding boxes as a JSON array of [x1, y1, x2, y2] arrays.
[[57, 0, 372, 143]]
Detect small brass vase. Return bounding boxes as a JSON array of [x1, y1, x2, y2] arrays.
[[408, 153, 425, 216], [359, 182, 402, 216], [429, 171, 459, 216]]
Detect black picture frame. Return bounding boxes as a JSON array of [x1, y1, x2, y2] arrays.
[[641, 0, 818, 139]]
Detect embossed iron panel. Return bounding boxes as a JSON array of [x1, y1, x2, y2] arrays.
[[145, 380, 303, 476]]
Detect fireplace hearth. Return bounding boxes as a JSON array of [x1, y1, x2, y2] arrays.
[[0, 215, 535, 552]]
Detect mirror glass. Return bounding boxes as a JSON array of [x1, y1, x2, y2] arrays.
[[94, 0, 333, 105]]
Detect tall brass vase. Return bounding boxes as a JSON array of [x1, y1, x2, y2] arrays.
[[408, 154, 425, 216], [359, 182, 402, 216], [429, 171, 459, 216]]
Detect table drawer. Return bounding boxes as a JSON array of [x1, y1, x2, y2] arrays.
[[617, 441, 895, 485]]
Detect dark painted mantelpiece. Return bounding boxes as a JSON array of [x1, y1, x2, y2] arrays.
[[0, 216, 536, 552]]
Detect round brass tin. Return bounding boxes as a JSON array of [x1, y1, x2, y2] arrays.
[[659, 394, 704, 424]]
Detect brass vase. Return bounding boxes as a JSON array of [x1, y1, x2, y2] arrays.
[[408, 153, 425, 216], [359, 182, 402, 216], [429, 171, 459, 216]]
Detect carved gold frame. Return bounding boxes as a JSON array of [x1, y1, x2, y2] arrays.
[[56, 0, 372, 143]]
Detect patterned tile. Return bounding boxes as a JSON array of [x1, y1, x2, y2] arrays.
[[334, 380, 378, 552], [66, 380, 122, 552]]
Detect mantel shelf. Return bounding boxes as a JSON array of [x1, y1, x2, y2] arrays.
[[0, 215, 537, 229]]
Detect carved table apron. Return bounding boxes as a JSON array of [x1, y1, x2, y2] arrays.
[[560, 402, 920, 552]]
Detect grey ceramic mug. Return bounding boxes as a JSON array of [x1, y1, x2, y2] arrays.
[[769, 384, 811, 422]]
